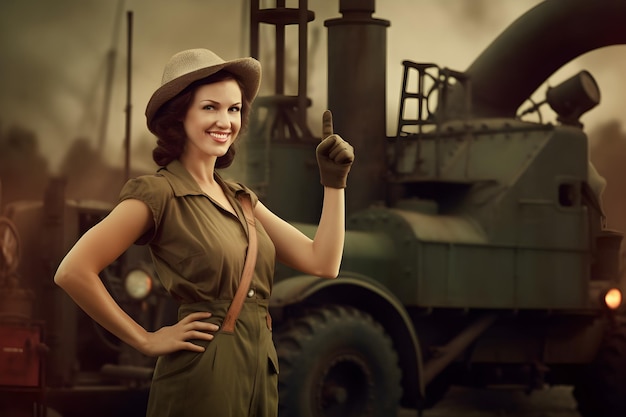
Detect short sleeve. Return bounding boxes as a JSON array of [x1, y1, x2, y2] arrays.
[[119, 175, 172, 245]]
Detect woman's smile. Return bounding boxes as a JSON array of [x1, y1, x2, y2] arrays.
[[208, 131, 231, 143]]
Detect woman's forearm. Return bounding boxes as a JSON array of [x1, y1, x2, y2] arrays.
[[311, 187, 346, 278], [54, 262, 149, 352]]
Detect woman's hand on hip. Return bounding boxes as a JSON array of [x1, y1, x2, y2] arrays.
[[141, 311, 218, 357]]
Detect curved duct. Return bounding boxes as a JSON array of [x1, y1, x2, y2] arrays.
[[447, 0, 626, 119]]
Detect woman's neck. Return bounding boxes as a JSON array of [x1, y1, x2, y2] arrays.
[[179, 153, 218, 187]]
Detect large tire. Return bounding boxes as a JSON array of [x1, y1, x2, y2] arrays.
[[573, 318, 626, 417], [274, 305, 402, 417]]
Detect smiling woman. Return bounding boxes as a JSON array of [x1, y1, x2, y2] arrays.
[[53, 47, 354, 417]]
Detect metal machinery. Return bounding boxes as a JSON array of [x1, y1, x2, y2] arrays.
[[2, 0, 626, 416], [0, 179, 174, 416], [254, 1, 626, 416]]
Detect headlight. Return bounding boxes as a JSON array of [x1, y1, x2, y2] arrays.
[[124, 269, 153, 300], [603, 288, 622, 310], [604, 288, 622, 310]]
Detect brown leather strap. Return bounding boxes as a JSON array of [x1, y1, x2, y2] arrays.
[[222, 193, 257, 333]]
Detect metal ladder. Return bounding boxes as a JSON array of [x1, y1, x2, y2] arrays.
[[395, 60, 439, 139]]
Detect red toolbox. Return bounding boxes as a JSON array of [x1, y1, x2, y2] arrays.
[[0, 321, 44, 387]]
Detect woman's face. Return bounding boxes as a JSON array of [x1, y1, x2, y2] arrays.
[[182, 78, 243, 160]]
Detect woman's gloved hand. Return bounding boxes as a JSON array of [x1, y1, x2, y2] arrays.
[[316, 110, 355, 189]]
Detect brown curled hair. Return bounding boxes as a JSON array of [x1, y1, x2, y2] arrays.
[[151, 71, 252, 168]]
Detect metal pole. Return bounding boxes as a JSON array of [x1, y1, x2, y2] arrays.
[[98, 0, 124, 153], [124, 11, 133, 182]]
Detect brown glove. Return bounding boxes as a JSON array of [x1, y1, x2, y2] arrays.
[[316, 110, 355, 189]]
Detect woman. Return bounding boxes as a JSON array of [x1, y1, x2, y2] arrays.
[[54, 48, 354, 417]]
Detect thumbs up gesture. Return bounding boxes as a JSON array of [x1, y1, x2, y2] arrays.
[[316, 110, 355, 189]]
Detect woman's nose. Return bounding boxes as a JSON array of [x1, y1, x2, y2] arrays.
[[215, 110, 230, 127]]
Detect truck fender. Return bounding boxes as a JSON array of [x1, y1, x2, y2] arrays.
[[270, 272, 426, 406]]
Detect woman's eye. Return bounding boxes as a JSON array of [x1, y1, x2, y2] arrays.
[[203, 105, 214, 110], [229, 106, 241, 113]]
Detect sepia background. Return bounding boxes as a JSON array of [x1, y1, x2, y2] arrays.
[[1, 0, 625, 233], [1, 2, 625, 415]]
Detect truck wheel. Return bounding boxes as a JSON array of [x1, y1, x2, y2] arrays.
[[274, 305, 402, 417], [573, 319, 626, 417]]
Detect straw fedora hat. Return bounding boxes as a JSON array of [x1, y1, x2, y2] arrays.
[[145, 48, 261, 133]]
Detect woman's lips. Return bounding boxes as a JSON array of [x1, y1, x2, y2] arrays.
[[209, 131, 230, 143]]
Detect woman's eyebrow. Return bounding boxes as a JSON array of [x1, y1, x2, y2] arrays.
[[199, 99, 242, 106]]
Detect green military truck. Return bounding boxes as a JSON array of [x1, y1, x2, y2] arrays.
[[255, 1, 626, 416]]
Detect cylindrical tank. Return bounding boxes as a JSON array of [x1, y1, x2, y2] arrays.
[[325, 0, 390, 214]]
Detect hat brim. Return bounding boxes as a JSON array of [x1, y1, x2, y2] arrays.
[[145, 57, 261, 133]]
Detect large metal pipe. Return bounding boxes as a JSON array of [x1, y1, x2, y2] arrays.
[[448, 0, 626, 119], [325, 0, 390, 214]]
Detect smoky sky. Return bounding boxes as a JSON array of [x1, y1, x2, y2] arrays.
[[1, 0, 625, 173]]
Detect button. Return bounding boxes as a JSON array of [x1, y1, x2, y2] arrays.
[[247, 288, 255, 298]]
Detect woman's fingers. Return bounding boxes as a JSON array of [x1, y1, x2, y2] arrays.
[[181, 341, 207, 353], [182, 318, 219, 333], [178, 311, 220, 341], [186, 330, 215, 341], [178, 311, 219, 332], [326, 136, 355, 164], [181, 311, 213, 322]]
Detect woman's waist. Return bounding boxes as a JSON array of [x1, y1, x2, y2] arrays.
[[167, 279, 272, 302], [178, 297, 270, 320]]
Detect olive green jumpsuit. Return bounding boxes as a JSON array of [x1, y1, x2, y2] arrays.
[[119, 160, 279, 417]]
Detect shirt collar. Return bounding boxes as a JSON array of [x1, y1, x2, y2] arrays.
[[158, 159, 246, 198]]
